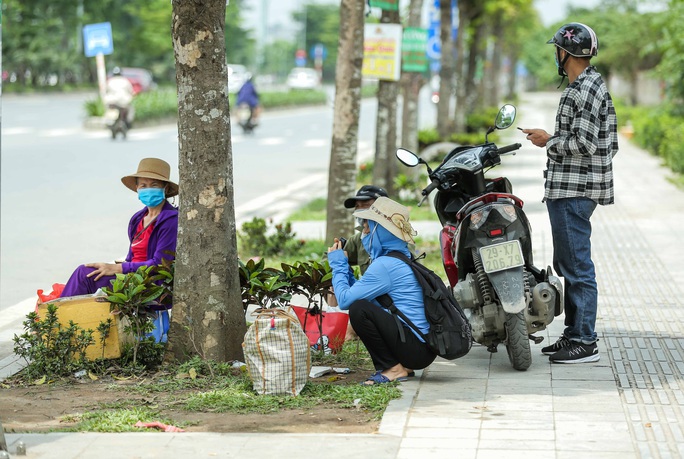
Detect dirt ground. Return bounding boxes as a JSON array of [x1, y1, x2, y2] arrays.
[[0, 372, 379, 434]]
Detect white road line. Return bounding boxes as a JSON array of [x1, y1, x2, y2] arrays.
[[235, 172, 325, 220], [0, 297, 36, 329], [303, 139, 328, 148], [2, 127, 34, 135]]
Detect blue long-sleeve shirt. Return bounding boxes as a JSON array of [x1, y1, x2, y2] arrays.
[[327, 222, 428, 340]]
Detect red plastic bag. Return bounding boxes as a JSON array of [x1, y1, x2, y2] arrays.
[[35, 283, 66, 312], [291, 305, 348, 354]]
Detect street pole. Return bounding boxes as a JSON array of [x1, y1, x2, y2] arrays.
[[258, 0, 268, 74]]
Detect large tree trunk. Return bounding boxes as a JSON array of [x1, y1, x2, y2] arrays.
[[484, 13, 503, 108], [465, 6, 485, 113], [400, 0, 425, 156], [324, 0, 366, 242], [372, 8, 400, 197], [169, 0, 246, 362], [436, 0, 454, 138], [453, 2, 469, 133]]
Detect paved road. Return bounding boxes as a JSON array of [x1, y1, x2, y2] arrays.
[[3, 91, 684, 458]]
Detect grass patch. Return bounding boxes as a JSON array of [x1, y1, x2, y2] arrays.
[[288, 197, 328, 220], [63, 407, 173, 432]]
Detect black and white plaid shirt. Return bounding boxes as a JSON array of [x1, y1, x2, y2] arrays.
[[545, 66, 618, 205]]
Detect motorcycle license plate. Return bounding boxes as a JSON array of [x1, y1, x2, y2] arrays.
[[479, 240, 524, 273]]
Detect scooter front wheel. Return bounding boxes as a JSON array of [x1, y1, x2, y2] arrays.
[[505, 311, 531, 371]]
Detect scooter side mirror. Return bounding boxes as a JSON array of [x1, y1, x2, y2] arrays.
[[396, 148, 421, 167], [495, 104, 517, 130]]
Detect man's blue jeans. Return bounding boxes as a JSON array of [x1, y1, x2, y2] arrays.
[[546, 198, 598, 344]]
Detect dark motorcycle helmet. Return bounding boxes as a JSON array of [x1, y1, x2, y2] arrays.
[[547, 22, 599, 58]]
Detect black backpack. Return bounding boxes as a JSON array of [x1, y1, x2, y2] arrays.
[[377, 251, 472, 360]]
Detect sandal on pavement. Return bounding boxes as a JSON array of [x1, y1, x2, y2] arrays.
[[361, 372, 408, 386]]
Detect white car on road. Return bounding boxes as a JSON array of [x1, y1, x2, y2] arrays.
[[286, 68, 320, 90]]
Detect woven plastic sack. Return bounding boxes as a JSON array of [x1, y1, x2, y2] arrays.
[[243, 308, 311, 396]]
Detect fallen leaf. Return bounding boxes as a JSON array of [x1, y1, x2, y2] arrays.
[[33, 376, 46, 385], [176, 372, 189, 379], [112, 375, 133, 381], [189, 368, 197, 380], [88, 372, 99, 381]]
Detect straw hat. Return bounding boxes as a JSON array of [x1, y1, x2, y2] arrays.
[[121, 158, 179, 197], [353, 196, 417, 243]]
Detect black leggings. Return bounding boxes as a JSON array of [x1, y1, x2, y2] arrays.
[[349, 299, 436, 372]]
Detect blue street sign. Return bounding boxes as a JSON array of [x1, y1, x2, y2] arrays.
[[83, 22, 113, 57], [310, 44, 328, 61]]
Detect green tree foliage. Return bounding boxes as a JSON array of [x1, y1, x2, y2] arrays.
[[520, 3, 665, 92], [2, 0, 255, 88], [225, 0, 256, 67], [654, 0, 684, 101], [292, 3, 340, 80]]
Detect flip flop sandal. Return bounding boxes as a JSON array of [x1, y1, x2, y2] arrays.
[[361, 372, 408, 386], [369, 370, 415, 378]]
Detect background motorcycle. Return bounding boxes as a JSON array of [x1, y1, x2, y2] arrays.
[[396, 105, 563, 370], [104, 104, 130, 140], [237, 103, 257, 134]]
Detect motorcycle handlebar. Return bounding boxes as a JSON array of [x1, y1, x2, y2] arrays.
[[496, 143, 522, 155], [422, 178, 441, 196]]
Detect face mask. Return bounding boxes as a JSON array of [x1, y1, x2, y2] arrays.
[[138, 188, 166, 207], [361, 222, 377, 259]]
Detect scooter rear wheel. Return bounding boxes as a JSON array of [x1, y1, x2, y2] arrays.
[[505, 311, 531, 371]]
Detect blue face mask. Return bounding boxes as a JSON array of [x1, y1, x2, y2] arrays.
[[138, 188, 166, 207], [361, 222, 377, 259]]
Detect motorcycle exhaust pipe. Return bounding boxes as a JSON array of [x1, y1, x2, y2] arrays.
[[530, 282, 556, 320]]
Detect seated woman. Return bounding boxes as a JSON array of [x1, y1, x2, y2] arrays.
[[327, 197, 436, 385], [60, 158, 179, 297]]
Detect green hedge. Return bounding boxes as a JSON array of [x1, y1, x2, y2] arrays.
[[85, 87, 328, 123], [417, 106, 503, 152], [620, 103, 684, 174]]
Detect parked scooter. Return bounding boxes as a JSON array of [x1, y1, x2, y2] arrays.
[[396, 104, 563, 370], [237, 103, 257, 134]]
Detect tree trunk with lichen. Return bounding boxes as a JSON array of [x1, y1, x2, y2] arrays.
[[324, 0, 365, 243], [400, 0, 425, 157], [169, 0, 246, 362], [372, 8, 400, 197]]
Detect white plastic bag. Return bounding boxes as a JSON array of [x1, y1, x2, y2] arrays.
[[243, 308, 311, 396]]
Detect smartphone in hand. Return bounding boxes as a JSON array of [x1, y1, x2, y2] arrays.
[[339, 237, 347, 249]]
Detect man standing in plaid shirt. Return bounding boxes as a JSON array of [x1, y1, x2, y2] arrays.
[[522, 22, 618, 363]]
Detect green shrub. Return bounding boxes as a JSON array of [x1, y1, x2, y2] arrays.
[[629, 104, 684, 175], [13, 304, 96, 380], [85, 97, 105, 117], [466, 106, 501, 132], [418, 128, 441, 148], [238, 217, 306, 258], [133, 88, 179, 121]]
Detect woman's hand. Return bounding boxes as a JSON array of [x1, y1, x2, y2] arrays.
[[327, 238, 348, 257], [85, 262, 123, 281]]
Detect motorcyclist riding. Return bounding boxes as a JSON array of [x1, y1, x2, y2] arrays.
[[236, 75, 260, 126], [104, 67, 135, 128]]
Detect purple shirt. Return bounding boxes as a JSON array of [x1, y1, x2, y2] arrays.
[[122, 201, 178, 274]]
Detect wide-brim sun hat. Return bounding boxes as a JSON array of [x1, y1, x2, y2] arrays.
[[121, 158, 179, 197], [353, 196, 417, 243]]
